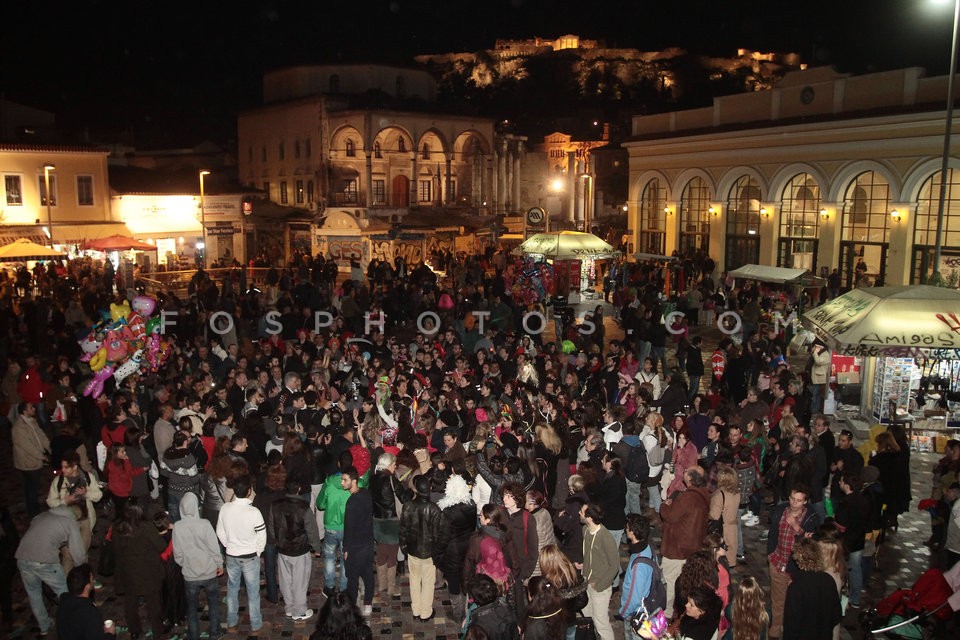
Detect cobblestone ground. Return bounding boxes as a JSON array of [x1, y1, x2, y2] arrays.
[[1, 296, 950, 639]]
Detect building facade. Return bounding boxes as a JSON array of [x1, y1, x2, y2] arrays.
[[237, 64, 530, 257], [0, 144, 122, 248], [625, 66, 960, 287]]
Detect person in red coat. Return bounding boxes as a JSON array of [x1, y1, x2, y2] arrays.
[[17, 355, 50, 433]]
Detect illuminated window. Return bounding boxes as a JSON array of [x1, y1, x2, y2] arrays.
[[679, 177, 711, 254], [4, 175, 22, 206], [842, 171, 890, 243], [639, 179, 666, 255], [295, 179, 304, 204], [77, 176, 94, 206], [779, 174, 820, 239], [38, 175, 57, 206]]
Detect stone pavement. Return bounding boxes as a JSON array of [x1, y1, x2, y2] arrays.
[[0, 297, 950, 639]]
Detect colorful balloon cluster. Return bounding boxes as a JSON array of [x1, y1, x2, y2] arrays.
[[79, 295, 172, 398], [633, 607, 669, 639], [502, 258, 555, 306]]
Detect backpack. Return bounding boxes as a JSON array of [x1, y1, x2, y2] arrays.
[[632, 554, 667, 613], [625, 441, 650, 485], [647, 441, 668, 468]]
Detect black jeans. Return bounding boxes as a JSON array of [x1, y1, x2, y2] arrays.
[[344, 547, 374, 606]]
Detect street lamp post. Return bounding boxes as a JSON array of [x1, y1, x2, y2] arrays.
[[934, 0, 960, 283], [199, 170, 210, 266], [43, 163, 55, 248]]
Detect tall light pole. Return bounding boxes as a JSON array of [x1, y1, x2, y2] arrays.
[[934, 0, 960, 283], [199, 170, 210, 266], [43, 163, 55, 248]]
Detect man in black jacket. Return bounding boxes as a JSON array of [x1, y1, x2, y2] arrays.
[[399, 474, 443, 621], [342, 466, 375, 617], [56, 564, 113, 639], [270, 477, 323, 622]]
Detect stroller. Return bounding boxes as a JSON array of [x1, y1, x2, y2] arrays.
[[859, 568, 954, 639]]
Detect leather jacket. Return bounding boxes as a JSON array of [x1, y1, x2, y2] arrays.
[[398, 495, 442, 559], [371, 471, 411, 519]]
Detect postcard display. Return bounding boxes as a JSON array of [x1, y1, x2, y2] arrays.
[[871, 357, 919, 423]]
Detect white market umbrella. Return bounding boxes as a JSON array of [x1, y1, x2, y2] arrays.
[[513, 231, 616, 260], [802, 285, 960, 357], [0, 238, 66, 261]]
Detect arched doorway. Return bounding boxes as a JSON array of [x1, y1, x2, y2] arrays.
[[840, 171, 891, 288], [679, 177, 711, 255], [778, 173, 821, 270], [912, 169, 960, 283], [640, 179, 666, 254], [724, 175, 761, 271], [392, 175, 410, 207]]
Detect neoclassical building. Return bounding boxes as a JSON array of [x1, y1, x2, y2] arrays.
[[238, 64, 528, 238], [624, 66, 960, 287]]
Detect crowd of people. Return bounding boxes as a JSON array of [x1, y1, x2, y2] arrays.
[[0, 249, 955, 640]]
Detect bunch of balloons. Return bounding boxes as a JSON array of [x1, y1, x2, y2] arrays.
[[79, 294, 172, 398], [502, 258, 555, 306]]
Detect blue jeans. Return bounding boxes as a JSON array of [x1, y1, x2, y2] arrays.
[[263, 543, 279, 602], [647, 481, 662, 513], [650, 346, 668, 376], [18, 559, 67, 633], [225, 555, 261, 630], [323, 528, 348, 591], [166, 492, 185, 522], [184, 577, 220, 640], [847, 549, 864, 606], [688, 376, 701, 399]]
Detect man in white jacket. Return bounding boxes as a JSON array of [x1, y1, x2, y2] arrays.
[[217, 474, 266, 633]]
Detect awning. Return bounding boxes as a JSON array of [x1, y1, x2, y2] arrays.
[[0, 225, 47, 247], [52, 222, 133, 246], [727, 264, 809, 284], [634, 252, 675, 262]]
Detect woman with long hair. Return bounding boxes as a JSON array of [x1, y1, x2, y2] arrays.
[[464, 504, 514, 594], [589, 452, 627, 553], [113, 500, 169, 639], [522, 576, 567, 640], [538, 543, 587, 631], [870, 430, 912, 528], [639, 411, 669, 512], [525, 490, 557, 575], [282, 431, 312, 499], [199, 438, 241, 529], [666, 426, 699, 498], [709, 465, 741, 568], [814, 524, 846, 640], [516, 442, 545, 494], [731, 576, 769, 640], [671, 585, 723, 640], [783, 538, 842, 640], [672, 549, 719, 621], [534, 423, 564, 503], [370, 451, 411, 598]]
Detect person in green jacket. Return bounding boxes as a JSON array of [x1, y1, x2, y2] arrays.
[[316, 449, 368, 595], [580, 503, 619, 640]]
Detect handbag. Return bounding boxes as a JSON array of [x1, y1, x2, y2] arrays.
[[707, 490, 725, 537], [573, 616, 595, 640], [98, 537, 115, 577]]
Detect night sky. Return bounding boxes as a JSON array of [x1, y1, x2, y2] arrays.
[[2, 0, 957, 144]]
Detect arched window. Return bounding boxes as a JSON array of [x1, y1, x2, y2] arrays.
[[422, 143, 430, 160], [398, 137, 406, 153], [778, 173, 821, 269], [345, 139, 355, 157], [724, 175, 762, 270], [679, 177, 711, 255], [840, 171, 891, 287], [329, 74, 340, 93], [374, 142, 382, 158], [913, 169, 960, 282], [639, 179, 666, 255]]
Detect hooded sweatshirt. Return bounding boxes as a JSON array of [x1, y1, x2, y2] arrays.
[[172, 493, 223, 581]]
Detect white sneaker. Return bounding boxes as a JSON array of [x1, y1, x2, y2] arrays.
[[362, 604, 373, 617], [292, 609, 315, 621], [740, 511, 755, 521]]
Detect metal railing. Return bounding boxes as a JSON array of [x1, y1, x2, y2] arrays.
[[138, 267, 275, 297]]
